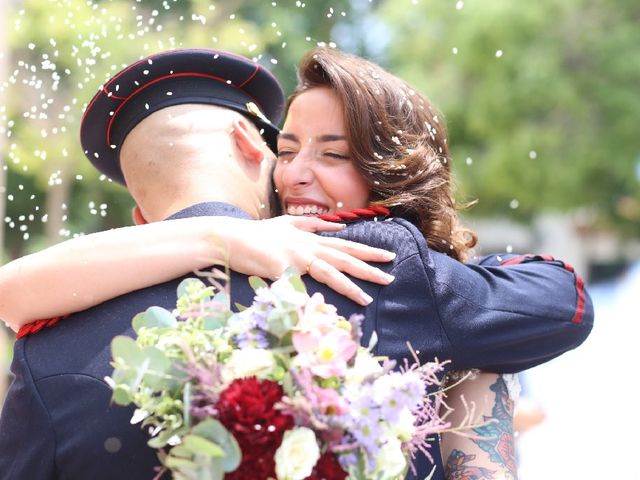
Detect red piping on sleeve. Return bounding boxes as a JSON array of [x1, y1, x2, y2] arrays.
[[500, 254, 586, 325]]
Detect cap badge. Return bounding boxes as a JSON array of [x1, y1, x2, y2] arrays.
[[246, 101, 269, 124]]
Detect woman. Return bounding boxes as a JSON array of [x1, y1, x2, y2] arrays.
[[276, 48, 517, 480], [0, 48, 516, 479]]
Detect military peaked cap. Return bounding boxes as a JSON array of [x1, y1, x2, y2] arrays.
[[80, 48, 285, 185]]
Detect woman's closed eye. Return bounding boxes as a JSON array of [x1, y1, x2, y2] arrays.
[[323, 152, 350, 161], [277, 149, 297, 160]]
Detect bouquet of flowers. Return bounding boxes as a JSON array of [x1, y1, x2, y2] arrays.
[[108, 270, 450, 480]]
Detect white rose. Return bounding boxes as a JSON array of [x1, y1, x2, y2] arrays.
[[345, 348, 383, 385], [374, 436, 407, 479], [221, 348, 276, 383], [275, 427, 321, 480]]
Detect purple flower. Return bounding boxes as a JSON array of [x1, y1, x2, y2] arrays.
[[235, 329, 269, 349]]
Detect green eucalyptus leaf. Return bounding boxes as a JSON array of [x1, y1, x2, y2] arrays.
[[288, 272, 307, 294], [148, 427, 185, 449], [139, 346, 172, 389], [212, 291, 230, 307], [267, 315, 287, 339], [267, 310, 295, 339], [234, 303, 248, 312], [192, 419, 241, 472], [168, 444, 192, 459], [195, 456, 224, 480], [131, 312, 146, 334], [177, 278, 207, 299], [182, 435, 224, 458], [111, 336, 143, 365], [248, 275, 268, 292], [202, 313, 226, 330], [111, 386, 132, 405], [110, 364, 139, 388], [278, 330, 293, 349], [165, 362, 190, 391], [165, 455, 197, 470], [143, 306, 178, 329]]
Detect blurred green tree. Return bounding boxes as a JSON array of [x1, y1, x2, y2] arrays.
[[377, 0, 640, 235], [1, 0, 638, 261], [1, 0, 357, 258]]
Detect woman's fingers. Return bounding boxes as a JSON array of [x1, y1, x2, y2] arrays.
[[313, 248, 395, 286], [277, 215, 347, 233], [316, 236, 396, 263], [305, 258, 374, 306]]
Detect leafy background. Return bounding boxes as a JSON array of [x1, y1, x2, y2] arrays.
[[1, 0, 639, 262]]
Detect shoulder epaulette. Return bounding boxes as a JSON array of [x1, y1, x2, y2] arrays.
[[17, 315, 69, 339], [318, 206, 390, 223]]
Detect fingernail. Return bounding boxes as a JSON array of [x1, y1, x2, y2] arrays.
[[383, 273, 395, 283], [385, 251, 396, 260], [360, 291, 374, 305]]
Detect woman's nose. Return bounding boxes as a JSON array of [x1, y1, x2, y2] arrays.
[[280, 151, 314, 188]]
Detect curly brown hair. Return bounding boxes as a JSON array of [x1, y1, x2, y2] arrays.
[[289, 47, 477, 261]]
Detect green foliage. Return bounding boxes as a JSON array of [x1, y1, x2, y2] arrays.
[[376, 0, 640, 235], [2, 0, 637, 259], [109, 279, 241, 479]]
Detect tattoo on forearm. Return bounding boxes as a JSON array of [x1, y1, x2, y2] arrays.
[[445, 449, 496, 479], [470, 377, 518, 478]]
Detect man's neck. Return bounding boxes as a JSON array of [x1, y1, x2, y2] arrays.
[[146, 185, 266, 222]]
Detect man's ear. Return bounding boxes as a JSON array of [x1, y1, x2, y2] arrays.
[[232, 118, 265, 164], [131, 205, 148, 225]]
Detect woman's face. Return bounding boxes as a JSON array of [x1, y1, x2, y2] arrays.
[[274, 87, 371, 216]]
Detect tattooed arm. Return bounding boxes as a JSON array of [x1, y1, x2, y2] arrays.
[[441, 373, 518, 480]]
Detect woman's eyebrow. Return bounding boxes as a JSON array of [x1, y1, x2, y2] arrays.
[[278, 133, 346, 143], [278, 132, 299, 143], [317, 134, 347, 143]]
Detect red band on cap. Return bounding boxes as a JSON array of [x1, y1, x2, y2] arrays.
[[104, 71, 266, 146]]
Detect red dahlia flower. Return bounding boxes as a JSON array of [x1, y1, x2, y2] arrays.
[[215, 377, 294, 480], [304, 451, 348, 480]]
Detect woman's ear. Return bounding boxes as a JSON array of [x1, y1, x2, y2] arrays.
[[131, 206, 148, 225], [231, 118, 265, 164]]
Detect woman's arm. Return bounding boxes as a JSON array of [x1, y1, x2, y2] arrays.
[[441, 372, 518, 480], [0, 215, 395, 331]]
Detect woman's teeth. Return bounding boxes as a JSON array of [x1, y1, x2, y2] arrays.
[[286, 204, 329, 216]]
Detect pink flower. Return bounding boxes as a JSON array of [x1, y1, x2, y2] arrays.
[[293, 328, 357, 379], [311, 384, 349, 416], [292, 293, 358, 379]]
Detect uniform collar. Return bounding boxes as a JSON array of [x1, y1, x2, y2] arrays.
[[164, 202, 252, 221]]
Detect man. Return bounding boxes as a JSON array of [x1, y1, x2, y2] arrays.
[[0, 49, 593, 479]]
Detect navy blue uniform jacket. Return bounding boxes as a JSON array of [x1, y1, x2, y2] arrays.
[[0, 202, 593, 479]]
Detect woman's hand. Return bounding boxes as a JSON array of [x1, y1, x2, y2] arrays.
[[220, 216, 396, 306]]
